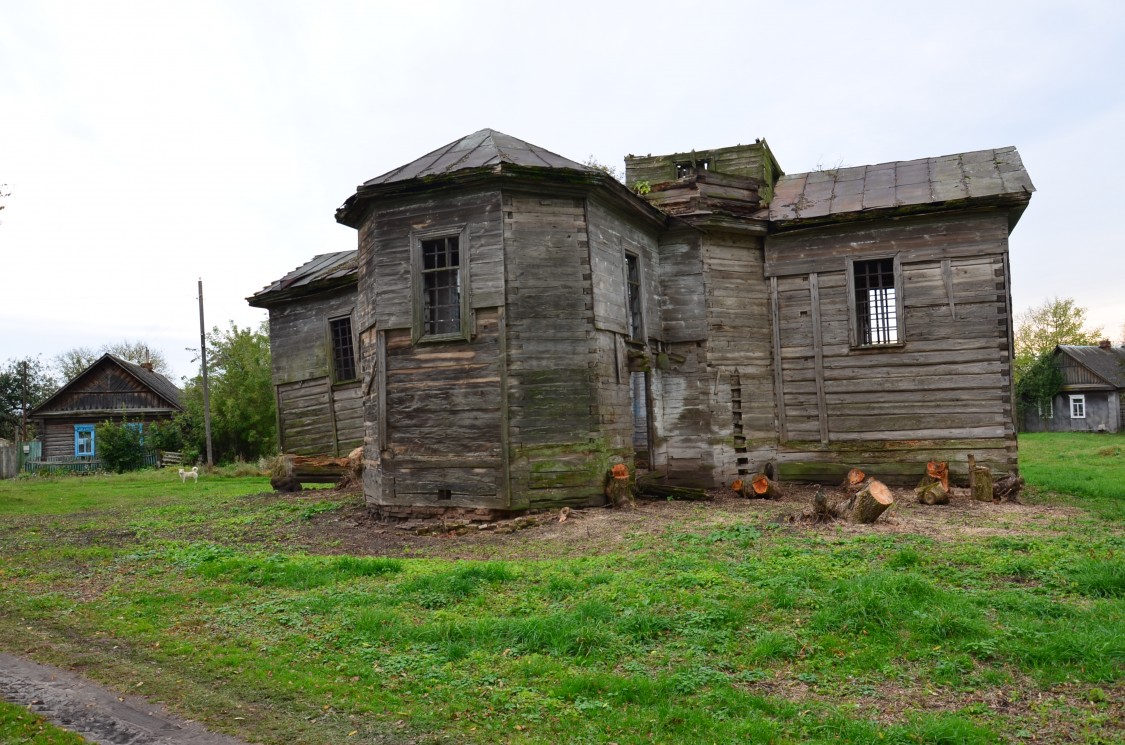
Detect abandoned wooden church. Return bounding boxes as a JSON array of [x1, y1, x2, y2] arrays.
[[254, 128, 1034, 516]]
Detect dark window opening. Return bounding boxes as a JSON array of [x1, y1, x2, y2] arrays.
[[437, 489, 452, 501], [675, 159, 710, 178], [625, 253, 643, 340], [854, 258, 898, 345], [329, 316, 356, 382], [421, 236, 461, 337]]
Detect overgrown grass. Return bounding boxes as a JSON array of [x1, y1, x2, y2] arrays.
[[0, 700, 88, 744], [0, 444, 1121, 744]]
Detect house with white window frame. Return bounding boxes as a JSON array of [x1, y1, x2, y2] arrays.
[[263, 129, 1035, 517], [1022, 342, 1125, 433]]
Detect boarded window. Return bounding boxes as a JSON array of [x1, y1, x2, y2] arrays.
[[625, 252, 643, 340], [852, 258, 900, 345], [1070, 394, 1086, 419], [675, 159, 710, 178], [329, 316, 357, 382], [74, 424, 95, 457]]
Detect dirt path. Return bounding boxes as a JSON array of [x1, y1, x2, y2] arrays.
[[0, 653, 255, 745]]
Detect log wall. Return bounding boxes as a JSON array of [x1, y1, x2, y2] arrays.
[[765, 210, 1018, 483]]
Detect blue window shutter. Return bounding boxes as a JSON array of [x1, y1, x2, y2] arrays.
[[74, 426, 81, 456]]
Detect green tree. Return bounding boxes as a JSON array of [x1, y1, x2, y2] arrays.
[[0, 357, 58, 441], [1014, 351, 1065, 421], [54, 341, 171, 382], [178, 321, 276, 463], [1013, 297, 1103, 384]]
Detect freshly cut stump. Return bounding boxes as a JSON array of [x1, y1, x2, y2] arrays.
[[926, 460, 949, 490], [851, 480, 894, 523], [750, 473, 781, 499]]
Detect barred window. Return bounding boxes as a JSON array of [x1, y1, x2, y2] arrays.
[[625, 253, 643, 340], [412, 227, 469, 343], [329, 316, 356, 382], [853, 258, 899, 345]]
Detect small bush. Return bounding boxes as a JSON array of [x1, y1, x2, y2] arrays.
[[95, 419, 147, 473]]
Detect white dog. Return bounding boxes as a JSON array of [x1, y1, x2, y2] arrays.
[[178, 466, 199, 483]]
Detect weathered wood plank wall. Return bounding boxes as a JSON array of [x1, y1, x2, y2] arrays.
[[358, 189, 507, 512], [765, 211, 1017, 483]]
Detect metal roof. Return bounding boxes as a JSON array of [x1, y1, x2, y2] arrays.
[[765, 147, 1035, 222], [1057, 345, 1125, 388], [360, 128, 594, 187], [248, 251, 357, 306]]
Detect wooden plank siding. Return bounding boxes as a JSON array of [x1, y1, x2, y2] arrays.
[[505, 192, 638, 507], [765, 210, 1018, 483]]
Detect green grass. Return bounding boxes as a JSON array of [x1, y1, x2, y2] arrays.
[[1020, 431, 1125, 519], [0, 700, 88, 744], [0, 448, 1121, 744]]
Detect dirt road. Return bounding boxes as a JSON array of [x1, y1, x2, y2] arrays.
[[0, 653, 254, 745]]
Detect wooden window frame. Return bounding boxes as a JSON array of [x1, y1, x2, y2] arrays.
[[1038, 399, 1054, 419], [74, 424, 95, 457], [1069, 394, 1086, 419], [624, 251, 645, 342], [846, 254, 905, 348], [411, 225, 470, 344], [328, 313, 358, 383]]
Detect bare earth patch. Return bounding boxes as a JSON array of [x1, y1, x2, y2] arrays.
[[278, 482, 1092, 560]]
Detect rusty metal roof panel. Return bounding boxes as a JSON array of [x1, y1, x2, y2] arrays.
[[248, 250, 357, 305], [768, 147, 1034, 222], [361, 129, 593, 187]]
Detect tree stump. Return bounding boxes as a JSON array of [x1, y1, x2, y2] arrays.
[[270, 474, 302, 493], [604, 464, 634, 508], [850, 480, 894, 523], [971, 466, 994, 503]]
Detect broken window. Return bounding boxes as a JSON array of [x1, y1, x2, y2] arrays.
[[329, 316, 356, 382], [412, 228, 469, 342], [851, 257, 901, 346], [625, 252, 644, 340], [675, 158, 710, 178]]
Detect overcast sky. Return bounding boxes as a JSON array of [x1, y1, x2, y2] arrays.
[[2, 0, 1123, 382]]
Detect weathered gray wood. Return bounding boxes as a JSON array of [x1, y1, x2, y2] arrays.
[[809, 272, 829, 443], [771, 276, 788, 443]]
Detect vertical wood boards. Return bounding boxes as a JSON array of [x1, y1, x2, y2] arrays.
[[586, 196, 662, 341], [809, 273, 828, 443]]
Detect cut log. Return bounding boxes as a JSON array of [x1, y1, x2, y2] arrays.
[[270, 474, 302, 493], [636, 474, 710, 501], [967, 454, 976, 490], [842, 467, 866, 488], [970, 466, 994, 503], [915, 478, 949, 506], [850, 480, 894, 523], [604, 464, 634, 508], [926, 460, 949, 490], [750, 473, 781, 499], [993, 471, 1024, 503]]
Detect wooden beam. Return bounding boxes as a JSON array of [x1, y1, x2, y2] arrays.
[[809, 272, 829, 444], [942, 258, 957, 320]]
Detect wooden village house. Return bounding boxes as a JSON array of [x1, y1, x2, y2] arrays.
[[1021, 342, 1125, 433], [248, 250, 364, 456], [259, 129, 1034, 516], [29, 354, 183, 470]]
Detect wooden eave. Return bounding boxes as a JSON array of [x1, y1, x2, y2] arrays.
[[35, 407, 181, 420], [1055, 347, 1123, 390], [336, 164, 667, 231], [246, 274, 357, 309], [765, 194, 1033, 236]]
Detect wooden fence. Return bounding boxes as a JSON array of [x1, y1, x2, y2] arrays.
[[23, 451, 161, 475], [0, 441, 16, 479]]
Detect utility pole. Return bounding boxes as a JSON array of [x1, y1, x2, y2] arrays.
[[19, 360, 27, 442], [198, 279, 214, 467]]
